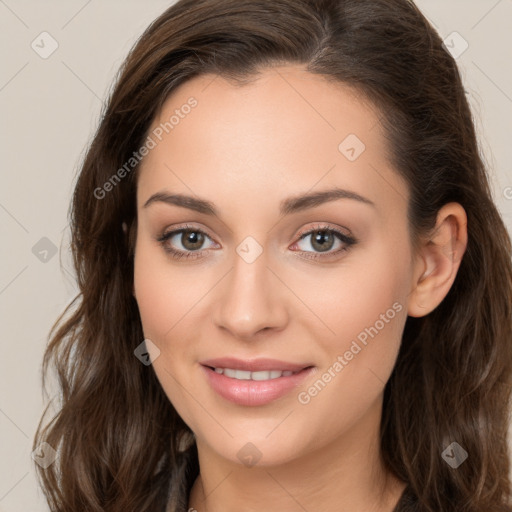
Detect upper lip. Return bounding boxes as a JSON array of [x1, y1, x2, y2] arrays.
[[200, 357, 313, 372]]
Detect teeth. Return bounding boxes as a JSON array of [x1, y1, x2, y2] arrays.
[[213, 368, 297, 380]]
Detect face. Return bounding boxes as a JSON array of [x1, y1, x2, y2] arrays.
[[133, 64, 417, 467]]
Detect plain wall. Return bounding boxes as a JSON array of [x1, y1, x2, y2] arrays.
[[1, 1, 511, 510]]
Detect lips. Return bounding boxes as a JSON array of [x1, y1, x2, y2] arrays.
[[200, 357, 312, 373], [200, 357, 316, 406]]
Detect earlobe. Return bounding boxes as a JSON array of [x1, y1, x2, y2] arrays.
[[407, 202, 468, 318]]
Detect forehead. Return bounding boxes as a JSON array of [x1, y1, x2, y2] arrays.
[[136, 64, 408, 217]]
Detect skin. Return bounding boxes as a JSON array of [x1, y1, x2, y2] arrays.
[[133, 64, 467, 512]]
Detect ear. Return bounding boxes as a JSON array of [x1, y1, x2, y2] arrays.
[[407, 202, 468, 317]]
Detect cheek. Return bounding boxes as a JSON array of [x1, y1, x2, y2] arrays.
[[294, 235, 410, 351], [133, 240, 217, 408], [133, 247, 172, 341], [294, 236, 410, 409], [133, 243, 204, 426], [133, 239, 203, 343]]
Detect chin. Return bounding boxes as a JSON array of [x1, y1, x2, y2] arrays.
[[197, 425, 316, 468]]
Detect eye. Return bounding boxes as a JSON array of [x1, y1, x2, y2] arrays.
[[156, 222, 357, 262], [156, 224, 218, 260], [290, 223, 357, 260]]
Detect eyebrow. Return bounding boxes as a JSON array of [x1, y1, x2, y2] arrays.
[[143, 187, 376, 216]]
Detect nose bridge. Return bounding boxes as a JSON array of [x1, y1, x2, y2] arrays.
[[213, 240, 288, 338]]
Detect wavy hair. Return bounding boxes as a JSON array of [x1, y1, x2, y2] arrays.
[[33, 0, 512, 510]]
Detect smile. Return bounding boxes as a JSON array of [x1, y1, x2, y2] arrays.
[[210, 367, 298, 380], [201, 364, 316, 406]]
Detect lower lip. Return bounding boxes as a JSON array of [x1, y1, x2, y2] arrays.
[[201, 365, 315, 406]]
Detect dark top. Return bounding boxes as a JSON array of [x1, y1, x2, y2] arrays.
[[393, 484, 419, 511], [180, 481, 419, 511]]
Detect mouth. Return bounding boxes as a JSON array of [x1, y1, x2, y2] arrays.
[[200, 358, 316, 406], [204, 366, 310, 381]]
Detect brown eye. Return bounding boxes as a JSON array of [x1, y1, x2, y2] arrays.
[[180, 230, 205, 251], [295, 228, 353, 254], [290, 224, 358, 261], [156, 225, 217, 260]]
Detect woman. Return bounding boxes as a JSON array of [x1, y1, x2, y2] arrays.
[[33, 0, 512, 510]]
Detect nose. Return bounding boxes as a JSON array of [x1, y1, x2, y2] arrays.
[[212, 247, 289, 340]]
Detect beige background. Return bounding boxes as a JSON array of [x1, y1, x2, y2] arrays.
[[0, 1, 511, 510]]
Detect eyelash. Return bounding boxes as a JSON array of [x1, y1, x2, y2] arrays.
[[156, 223, 357, 262]]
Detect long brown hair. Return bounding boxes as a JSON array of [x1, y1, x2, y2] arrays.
[[33, 0, 512, 510]]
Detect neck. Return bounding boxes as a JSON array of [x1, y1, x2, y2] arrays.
[[188, 396, 406, 512]]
